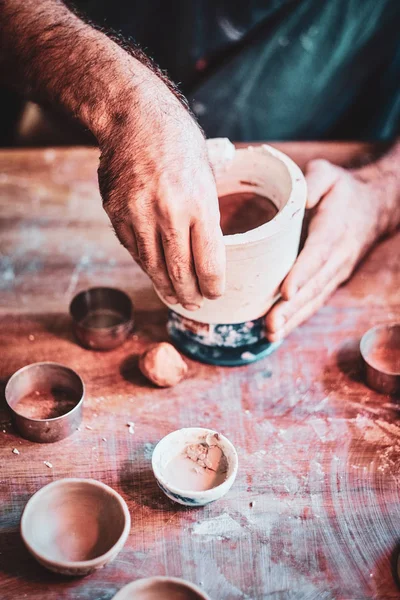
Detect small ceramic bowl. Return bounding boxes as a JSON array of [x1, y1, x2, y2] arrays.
[[112, 576, 211, 600], [152, 427, 238, 507], [360, 323, 400, 395], [5, 362, 84, 443], [20, 478, 131, 576], [70, 287, 134, 351]]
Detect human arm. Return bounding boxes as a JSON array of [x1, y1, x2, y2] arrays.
[[266, 140, 400, 341], [0, 0, 225, 309]]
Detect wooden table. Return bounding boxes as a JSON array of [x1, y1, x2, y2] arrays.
[[0, 142, 399, 600]]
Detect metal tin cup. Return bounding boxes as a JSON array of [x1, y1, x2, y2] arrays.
[[360, 324, 400, 395], [70, 287, 134, 351], [5, 362, 84, 442]]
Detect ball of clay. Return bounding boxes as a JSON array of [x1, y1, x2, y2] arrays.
[[139, 342, 188, 387]]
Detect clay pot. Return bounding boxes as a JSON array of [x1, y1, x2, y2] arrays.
[[162, 140, 307, 325], [20, 478, 131, 576], [112, 577, 211, 599]]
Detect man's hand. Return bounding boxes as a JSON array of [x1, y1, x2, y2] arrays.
[[266, 154, 400, 342], [98, 89, 225, 310], [1, 0, 226, 310]]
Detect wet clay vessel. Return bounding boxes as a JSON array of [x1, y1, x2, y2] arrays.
[[164, 139, 307, 366], [360, 323, 400, 394], [70, 287, 133, 351], [5, 362, 84, 442], [20, 478, 131, 576], [112, 576, 212, 600], [152, 427, 238, 507]]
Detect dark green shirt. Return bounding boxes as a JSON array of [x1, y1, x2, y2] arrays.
[[75, 0, 400, 141]]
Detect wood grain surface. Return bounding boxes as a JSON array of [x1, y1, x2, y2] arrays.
[[0, 142, 400, 600]]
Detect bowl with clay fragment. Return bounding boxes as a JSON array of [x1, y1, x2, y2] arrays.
[[20, 478, 131, 576], [112, 576, 211, 600], [152, 427, 238, 506]]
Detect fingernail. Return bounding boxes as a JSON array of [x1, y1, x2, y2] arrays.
[[165, 295, 178, 304], [183, 303, 201, 311]]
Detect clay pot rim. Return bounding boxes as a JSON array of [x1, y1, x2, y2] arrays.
[[112, 576, 211, 599], [152, 427, 238, 498], [222, 143, 306, 247], [5, 361, 85, 423], [360, 323, 400, 376], [20, 478, 131, 569]]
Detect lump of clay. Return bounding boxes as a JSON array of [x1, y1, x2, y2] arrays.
[[139, 342, 188, 387]]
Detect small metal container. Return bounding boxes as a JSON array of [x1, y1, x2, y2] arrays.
[[70, 287, 133, 351], [5, 362, 84, 442], [360, 324, 400, 395]]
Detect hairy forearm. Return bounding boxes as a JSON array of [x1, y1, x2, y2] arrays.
[[0, 0, 186, 140], [355, 139, 400, 234]]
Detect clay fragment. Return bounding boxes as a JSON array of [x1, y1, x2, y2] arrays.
[[139, 342, 188, 387]]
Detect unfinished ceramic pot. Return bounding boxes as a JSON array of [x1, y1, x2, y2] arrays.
[[152, 427, 238, 506], [165, 138, 307, 366], [112, 577, 211, 600], [20, 478, 131, 576]]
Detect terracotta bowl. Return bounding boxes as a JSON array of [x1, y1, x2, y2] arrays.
[[112, 576, 211, 599], [20, 478, 131, 576]]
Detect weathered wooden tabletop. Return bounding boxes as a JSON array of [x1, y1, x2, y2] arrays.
[[0, 142, 399, 600]]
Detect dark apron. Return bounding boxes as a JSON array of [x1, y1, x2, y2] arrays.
[[74, 0, 400, 141]]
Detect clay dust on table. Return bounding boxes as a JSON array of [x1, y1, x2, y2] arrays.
[[14, 387, 80, 420]]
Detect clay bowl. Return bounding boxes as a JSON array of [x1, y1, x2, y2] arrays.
[[152, 427, 238, 507], [5, 362, 84, 443], [360, 324, 400, 394], [70, 287, 133, 351], [20, 478, 131, 576], [112, 576, 211, 600]]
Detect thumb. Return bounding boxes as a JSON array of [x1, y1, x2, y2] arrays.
[[305, 159, 341, 209]]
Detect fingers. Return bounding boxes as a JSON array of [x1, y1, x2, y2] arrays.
[[266, 163, 355, 341], [191, 221, 226, 299], [280, 160, 343, 299], [280, 204, 340, 300], [161, 227, 204, 310], [305, 159, 341, 208], [132, 226, 180, 304], [266, 248, 344, 339], [266, 267, 346, 342], [110, 218, 140, 262]]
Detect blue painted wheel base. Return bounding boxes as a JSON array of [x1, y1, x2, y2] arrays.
[[167, 310, 282, 366]]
